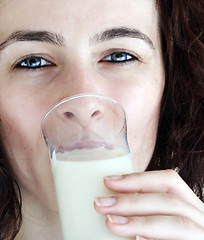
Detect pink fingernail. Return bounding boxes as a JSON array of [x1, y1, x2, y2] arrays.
[[95, 197, 116, 207], [107, 215, 129, 224], [104, 175, 124, 181]]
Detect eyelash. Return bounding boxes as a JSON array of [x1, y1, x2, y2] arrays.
[[14, 55, 54, 70], [101, 51, 140, 64], [13, 51, 139, 70]]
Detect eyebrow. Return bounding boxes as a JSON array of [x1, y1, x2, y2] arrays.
[[91, 27, 155, 49], [0, 30, 64, 51], [0, 27, 154, 51]]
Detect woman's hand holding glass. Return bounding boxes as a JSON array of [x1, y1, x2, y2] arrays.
[[95, 170, 204, 240]]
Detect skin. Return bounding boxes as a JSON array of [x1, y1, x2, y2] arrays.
[[0, 0, 203, 239]]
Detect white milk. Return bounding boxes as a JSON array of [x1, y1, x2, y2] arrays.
[[51, 148, 134, 240]]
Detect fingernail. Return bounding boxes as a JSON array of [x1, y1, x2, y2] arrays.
[[104, 175, 124, 181], [107, 215, 129, 224], [95, 197, 116, 207]]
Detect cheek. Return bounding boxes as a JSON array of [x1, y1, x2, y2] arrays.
[[127, 101, 160, 172], [119, 78, 164, 172], [0, 91, 50, 176], [0, 82, 57, 151], [0, 93, 58, 208]]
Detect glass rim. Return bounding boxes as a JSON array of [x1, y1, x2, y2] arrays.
[[41, 93, 127, 136]]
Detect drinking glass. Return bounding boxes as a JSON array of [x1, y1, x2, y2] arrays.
[[41, 94, 134, 240]]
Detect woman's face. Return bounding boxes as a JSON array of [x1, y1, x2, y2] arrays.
[[0, 0, 164, 209]]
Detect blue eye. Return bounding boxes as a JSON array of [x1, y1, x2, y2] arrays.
[[102, 51, 138, 63], [15, 56, 52, 69]]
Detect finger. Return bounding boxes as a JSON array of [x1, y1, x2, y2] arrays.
[[104, 170, 204, 212], [106, 214, 204, 240], [94, 192, 204, 228]]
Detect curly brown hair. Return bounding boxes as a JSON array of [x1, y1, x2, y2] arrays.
[[147, 0, 204, 201], [0, 0, 203, 239], [0, 145, 22, 240]]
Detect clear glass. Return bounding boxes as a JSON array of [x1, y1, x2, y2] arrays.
[[41, 94, 134, 240]]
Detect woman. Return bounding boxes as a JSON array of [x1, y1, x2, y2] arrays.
[[0, 0, 203, 239]]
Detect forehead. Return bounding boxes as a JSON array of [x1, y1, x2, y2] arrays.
[[0, 0, 159, 44]]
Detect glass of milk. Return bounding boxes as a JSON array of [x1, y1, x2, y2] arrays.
[[41, 94, 134, 240]]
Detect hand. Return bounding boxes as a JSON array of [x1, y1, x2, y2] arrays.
[[94, 170, 204, 240]]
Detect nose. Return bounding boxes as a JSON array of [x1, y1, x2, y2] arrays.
[[60, 96, 105, 127]]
